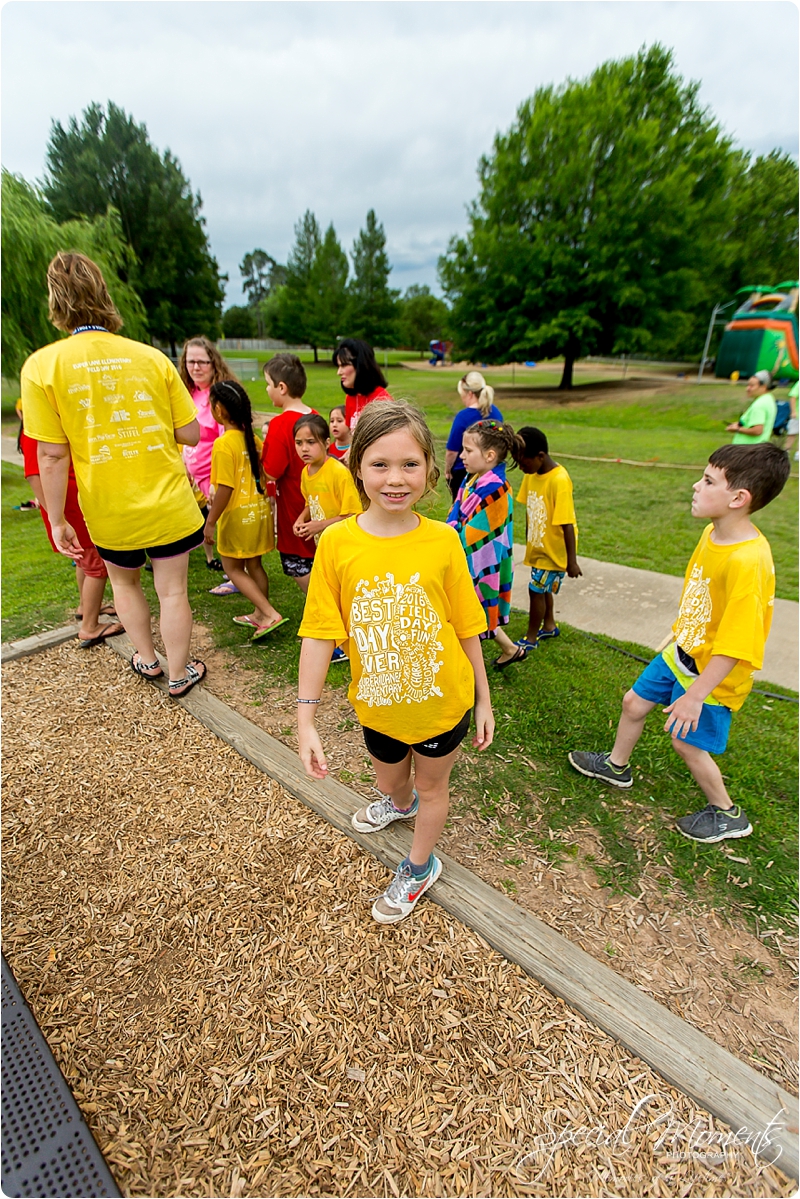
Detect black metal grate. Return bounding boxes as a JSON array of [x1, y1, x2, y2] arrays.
[[1, 955, 120, 1197]]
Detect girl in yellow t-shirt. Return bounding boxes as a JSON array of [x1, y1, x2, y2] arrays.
[[292, 413, 362, 545], [297, 401, 495, 924], [204, 381, 286, 642]]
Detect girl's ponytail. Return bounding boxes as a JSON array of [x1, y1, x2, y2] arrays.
[[459, 370, 495, 416], [210, 379, 265, 495]]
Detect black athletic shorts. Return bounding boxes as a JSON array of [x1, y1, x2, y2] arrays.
[[362, 709, 472, 764], [280, 551, 314, 578], [95, 523, 205, 569]]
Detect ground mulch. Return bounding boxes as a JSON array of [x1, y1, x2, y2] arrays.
[[1, 642, 794, 1197]]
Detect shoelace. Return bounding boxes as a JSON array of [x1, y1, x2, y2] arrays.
[[366, 794, 400, 823], [384, 863, 416, 904]]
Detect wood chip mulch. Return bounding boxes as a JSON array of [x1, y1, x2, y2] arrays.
[[2, 643, 794, 1197]]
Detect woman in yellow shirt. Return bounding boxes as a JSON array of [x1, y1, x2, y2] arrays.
[[297, 401, 495, 924], [204, 381, 284, 641]]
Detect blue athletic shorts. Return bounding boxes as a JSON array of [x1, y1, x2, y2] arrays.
[[529, 567, 565, 595], [632, 653, 732, 754]]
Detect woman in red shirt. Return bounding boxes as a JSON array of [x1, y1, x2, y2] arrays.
[[332, 339, 391, 430]]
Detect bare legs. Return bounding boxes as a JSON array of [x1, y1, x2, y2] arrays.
[[370, 746, 460, 865], [75, 570, 109, 640], [220, 555, 282, 628], [610, 688, 733, 808], [524, 590, 556, 642], [493, 628, 520, 664], [106, 553, 194, 681]]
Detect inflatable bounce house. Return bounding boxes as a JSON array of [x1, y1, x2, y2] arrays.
[[715, 282, 799, 382]]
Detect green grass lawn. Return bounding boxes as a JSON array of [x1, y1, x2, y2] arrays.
[[3, 447, 797, 932]]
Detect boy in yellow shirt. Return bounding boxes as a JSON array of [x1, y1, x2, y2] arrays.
[[569, 443, 791, 843], [513, 426, 581, 650]]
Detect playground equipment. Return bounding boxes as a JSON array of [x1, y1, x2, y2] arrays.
[[714, 283, 799, 382], [428, 339, 452, 366]]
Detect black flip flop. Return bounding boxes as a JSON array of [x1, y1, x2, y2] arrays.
[[78, 622, 125, 649], [493, 646, 528, 671]]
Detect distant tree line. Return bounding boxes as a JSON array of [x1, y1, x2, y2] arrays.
[[4, 54, 796, 384], [223, 210, 450, 357], [439, 45, 799, 387]]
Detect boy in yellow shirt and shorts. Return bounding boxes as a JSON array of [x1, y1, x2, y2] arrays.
[[513, 426, 582, 650], [569, 443, 791, 843]]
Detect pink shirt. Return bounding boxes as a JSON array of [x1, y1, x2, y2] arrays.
[[183, 387, 223, 497]]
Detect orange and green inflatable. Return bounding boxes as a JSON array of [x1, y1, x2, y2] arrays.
[[715, 282, 798, 382]]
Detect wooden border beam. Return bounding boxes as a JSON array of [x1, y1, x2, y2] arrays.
[[15, 631, 800, 1177], [1, 623, 77, 663]]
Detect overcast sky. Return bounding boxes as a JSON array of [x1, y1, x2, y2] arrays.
[[3, 1, 798, 307]]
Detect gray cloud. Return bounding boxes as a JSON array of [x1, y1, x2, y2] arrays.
[[3, 1, 797, 306]]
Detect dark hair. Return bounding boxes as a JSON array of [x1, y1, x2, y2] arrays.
[[708, 443, 790, 513], [464, 419, 522, 466], [348, 400, 439, 508], [294, 413, 330, 445], [330, 404, 346, 420], [210, 380, 264, 495], [332, 339, 387, 396], [515, 426, 549, 460], [263, 353, 307, 398]]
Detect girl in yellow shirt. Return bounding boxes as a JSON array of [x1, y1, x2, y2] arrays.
[[297, 401, 495, 924], [204, 381, 286, 642]]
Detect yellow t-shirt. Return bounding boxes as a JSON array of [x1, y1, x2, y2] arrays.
[[670, 524, 775, 711], [300, 456, 362, 542], [299, 515, 487, 740], [211, 430, 274, 559], [516, 464, 577, 571], [21, 331, 200, 551]]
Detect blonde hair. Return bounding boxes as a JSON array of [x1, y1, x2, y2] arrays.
[[47, 252, 123, 334], [178, 336, 236, 393], [348, 400, 440, 508], [458, 370, 495, 417]]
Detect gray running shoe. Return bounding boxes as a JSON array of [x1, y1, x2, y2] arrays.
[[676, 803, 752, 843], [351, 790, 419, 833], [372, 856, 442, 924], [568, 750, 633, 789]]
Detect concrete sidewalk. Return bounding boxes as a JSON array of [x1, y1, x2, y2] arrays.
[[511, 547, 798, 693]]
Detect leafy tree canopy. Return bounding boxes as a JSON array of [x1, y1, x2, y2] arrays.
[[1, 169, 146, 379], [346, 210, 399, 346], [221, 305, 257, 339], [42, 101, 224, 350], [439, 45, 736, 385], [725, 150, 799, 293], [275, 210, 322, 355], [396, 285, 450, 351]]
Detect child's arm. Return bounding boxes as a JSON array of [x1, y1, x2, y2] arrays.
[[293, 505, 311, 536], [296, 514, 351, 539], [562, 525, 582, 578], [663, 654, 737, 740], [297, 637, 336, 778], [203, 484, 233, 543], [459, 635, 495, 750]]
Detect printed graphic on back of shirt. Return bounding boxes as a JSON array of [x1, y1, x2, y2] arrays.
[[674, 564, 712, 651], [526, 492, 547, 547], [351, 573, 443, 707]]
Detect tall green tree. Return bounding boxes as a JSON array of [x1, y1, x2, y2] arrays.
[[221, 305, 257, 338], [346, 210, 399, 345], [725, 151, 799, 291], [307, 224, 349, 354], [439, 46, 736, 386], [396, 284, 450, 351], [42, 101, 224, 353], [1, 169, 146, 379], [276, 210, 321, 356], [240, 249, 286, 335]]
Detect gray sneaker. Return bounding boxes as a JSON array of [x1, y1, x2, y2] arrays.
[[351, 790, 419, 833], [568, 750, 633, 789], [372, 855, 442, 924], [676, 803, 752, 843]]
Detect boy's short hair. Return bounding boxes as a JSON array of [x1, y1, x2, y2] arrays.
[[708, 443, 790, 513], [263, 353, 307, 398], [517, 426, 548, 456], [294, 413, 329, 444]]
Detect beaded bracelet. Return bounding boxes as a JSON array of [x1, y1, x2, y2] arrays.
[[297, 698, 321, 704]]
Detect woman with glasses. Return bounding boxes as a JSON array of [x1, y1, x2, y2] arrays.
[[178, 336, 237, 573]]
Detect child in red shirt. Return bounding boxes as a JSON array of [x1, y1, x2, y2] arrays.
[[261, 354, 317, 594]]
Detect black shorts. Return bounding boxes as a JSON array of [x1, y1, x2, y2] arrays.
[[96, 524, 205, 570], [362, 709, 471, 764], [280, 551, 314, 578]]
